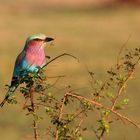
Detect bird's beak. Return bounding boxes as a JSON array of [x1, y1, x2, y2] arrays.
[[45, 37, 54, 42]]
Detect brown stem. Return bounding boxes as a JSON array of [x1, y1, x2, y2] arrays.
[[74, 117, 84, 134], [55, 93, 67, 140], [99, 129, 105, 140], [111, 71, 133, 111], [117, 34, 131, 66], [99, 69, 134, 138], [42, 53, 79, 69], [66, 92, 140, 130], [29, 87, 39, 140]]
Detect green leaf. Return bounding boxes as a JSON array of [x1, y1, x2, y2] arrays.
[[48, 92, 52, 97], [79, 136, 83, 140], [45, 106, 50, 113], [115, 98, 129, 110], [98, 118, 110, 134], [102, 118, 110, 134], [102, 110, 111, 116], [96, 80, 103, 86], [106, 91, 114, 99]]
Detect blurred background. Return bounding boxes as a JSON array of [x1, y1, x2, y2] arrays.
[[0, 0, 140, 139]]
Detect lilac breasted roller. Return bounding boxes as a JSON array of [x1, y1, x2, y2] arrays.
[[0, 34, 54, 107]]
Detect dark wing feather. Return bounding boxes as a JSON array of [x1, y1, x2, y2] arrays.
[[15, 50, 26, 66]]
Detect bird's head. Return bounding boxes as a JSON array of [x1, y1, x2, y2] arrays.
[[24, 34, 54, 50]]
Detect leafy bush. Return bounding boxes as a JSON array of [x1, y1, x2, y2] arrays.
[[4, 48, 140, 140]]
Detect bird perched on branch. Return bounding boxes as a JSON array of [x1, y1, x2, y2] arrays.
[[0, 34, 54, 107]]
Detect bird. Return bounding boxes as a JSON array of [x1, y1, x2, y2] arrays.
[[0, 34, 54, 107]]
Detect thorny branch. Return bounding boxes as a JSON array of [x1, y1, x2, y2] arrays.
[[99, 45, 140, 139], [111, 70, 133, 111], [65, 92, 140, 130], [55, 93, 68, 140], [29, 87, 39, 140], [74, 117, 84, 134], [42, 53, 79, 69], [7, 48, 140, 140], [117, 34, 132, 66]]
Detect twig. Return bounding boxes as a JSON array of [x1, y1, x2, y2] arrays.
[[42, 53, 79, 69], [45, 126, 54, 137], [64, 108, 88, 125], [99, 129, 105, 140], [48, 76, 64, 88], [74, 117, 84, 134], [111, 70, 133, 111], [66, 92, 140, 130], [99, 77, 127, 139], [67, 93, 103, 107], [55, 93, 67, 140], [29, 87, 39, 140], [47, 75, 65, 79], [117, 34, 132, 66], [93, 129, 100, 140], [99, 49, 139, 139]]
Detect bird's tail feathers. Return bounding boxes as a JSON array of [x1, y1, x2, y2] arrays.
[[0, 97, 8, 107], [0, 86, 17, 107]]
